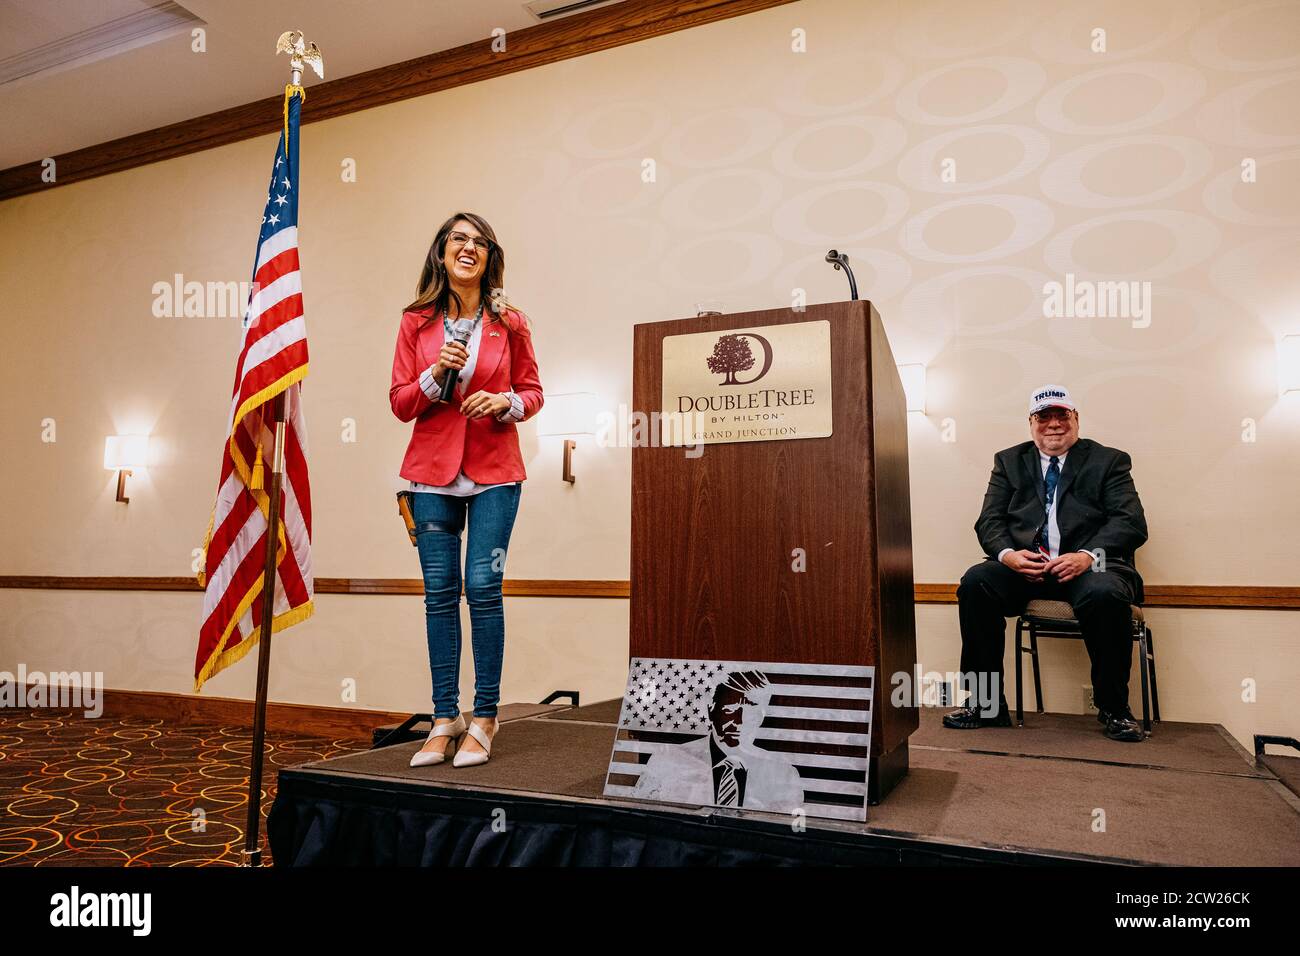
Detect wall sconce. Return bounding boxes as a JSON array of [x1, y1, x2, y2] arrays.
[[897, 363, 926, 414], [536, 392, 598, 483], [1279, 335, 1300, 395], [104, 435, 150, 503]]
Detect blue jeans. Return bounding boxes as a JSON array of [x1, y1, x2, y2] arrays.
[[412, 484, 521, 719]]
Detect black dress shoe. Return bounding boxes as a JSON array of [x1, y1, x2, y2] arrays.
[[1103, 709, 1144, 742], [942, 701, 1012, 729]]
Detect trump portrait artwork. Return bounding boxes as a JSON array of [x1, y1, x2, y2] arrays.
[[603, 659, 875, 821]]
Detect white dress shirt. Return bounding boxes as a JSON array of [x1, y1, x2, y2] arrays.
[[409, 311, 525, 497], [1038, 449, 1065, 558]]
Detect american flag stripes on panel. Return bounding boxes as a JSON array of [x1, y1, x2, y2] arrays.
[[604, 658, 874, 821], [194, 87, 313, 691]]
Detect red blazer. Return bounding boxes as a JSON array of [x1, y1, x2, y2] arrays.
[[390, 306, 544, 486]]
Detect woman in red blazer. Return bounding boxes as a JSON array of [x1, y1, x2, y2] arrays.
[[389, 211, 543, 769]]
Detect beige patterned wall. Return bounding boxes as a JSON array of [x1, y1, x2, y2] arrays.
[[1, 0, 1297, 742]]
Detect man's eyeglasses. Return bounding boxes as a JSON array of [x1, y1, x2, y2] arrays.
[[447, 231, 493, 253], [1031, 409, 1074, 424]]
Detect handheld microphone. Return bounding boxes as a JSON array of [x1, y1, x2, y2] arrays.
[[439, 317, 476, 403]]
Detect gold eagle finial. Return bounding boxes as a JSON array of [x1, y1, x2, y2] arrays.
[[275, 30, 324, 80]]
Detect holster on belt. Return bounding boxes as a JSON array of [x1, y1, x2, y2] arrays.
[[397, 490, 417, 545], [398, 490, 466, 546]]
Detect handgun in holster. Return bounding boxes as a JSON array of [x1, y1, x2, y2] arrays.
[[397, 491, 418, 545]]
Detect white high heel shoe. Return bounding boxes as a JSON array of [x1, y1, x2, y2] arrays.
[[409, 714, 466, 768], [452, 718, 498, 768]]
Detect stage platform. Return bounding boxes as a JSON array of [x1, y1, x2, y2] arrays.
[[268, 700, 1300, 866]]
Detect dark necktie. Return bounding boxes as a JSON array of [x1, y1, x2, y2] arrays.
[[716, 760, 740, 806], [1037, 456, 1060, 557]]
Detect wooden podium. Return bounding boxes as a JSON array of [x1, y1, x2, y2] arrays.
[[629, 300, 917, 803]]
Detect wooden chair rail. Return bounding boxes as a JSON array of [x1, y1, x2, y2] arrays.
[[2, 577, 1296, 610]]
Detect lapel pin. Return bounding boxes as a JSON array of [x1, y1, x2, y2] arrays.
[[489, 330, 500, 337]]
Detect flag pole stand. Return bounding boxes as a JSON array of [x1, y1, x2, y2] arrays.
[[242, 389, 287, 867]]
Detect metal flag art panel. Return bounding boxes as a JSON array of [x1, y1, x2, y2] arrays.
[[603, 658, 874, 822]]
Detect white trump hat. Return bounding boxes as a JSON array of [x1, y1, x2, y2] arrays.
[[1029, 384, 1076, 415]]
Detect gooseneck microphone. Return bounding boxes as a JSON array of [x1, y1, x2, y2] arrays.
[[439, 317, 476, 403], [825, 249, 859, 301]]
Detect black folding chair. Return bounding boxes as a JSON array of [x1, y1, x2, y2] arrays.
[[1013, 598, 1160, 734]]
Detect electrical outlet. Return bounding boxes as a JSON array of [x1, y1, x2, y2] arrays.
[[921, 677, 954, 707], [1081, 684, 1098, 714]]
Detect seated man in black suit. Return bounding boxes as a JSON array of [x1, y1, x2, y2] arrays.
[[943, 385, 1149, 742]]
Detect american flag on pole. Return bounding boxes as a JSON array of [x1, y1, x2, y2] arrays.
[[194, 87, 313, 690]]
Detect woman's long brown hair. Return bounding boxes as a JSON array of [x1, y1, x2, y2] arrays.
[[405, 211, 529, 335]]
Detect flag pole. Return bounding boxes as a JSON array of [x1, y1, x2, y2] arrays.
[[242, 389, 287, 867], [236, 28, 321, 869]]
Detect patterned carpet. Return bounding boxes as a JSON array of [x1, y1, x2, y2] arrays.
[[0, 708, 368, 866]]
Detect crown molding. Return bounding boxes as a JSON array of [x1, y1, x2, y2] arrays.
[[0, 1, 202, 89]]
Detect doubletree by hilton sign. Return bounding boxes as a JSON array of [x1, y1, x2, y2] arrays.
[[660, 319, 833, 446]]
